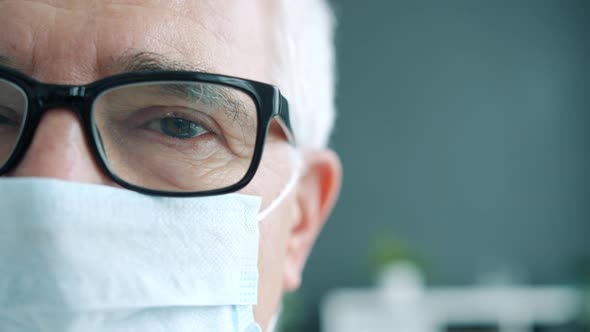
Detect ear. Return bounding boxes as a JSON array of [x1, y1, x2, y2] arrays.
[[283, 149, 342, 291]]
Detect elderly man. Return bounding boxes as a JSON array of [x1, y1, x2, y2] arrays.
[[0, 1, 341, 331]]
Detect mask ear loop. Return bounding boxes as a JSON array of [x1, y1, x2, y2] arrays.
[[256, 148, 303, 222]]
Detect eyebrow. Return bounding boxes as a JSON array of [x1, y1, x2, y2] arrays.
[[160, 83, 251, 124], [0, 50, 250, 115], [0, 51, 211, 75], [110, 52, 211, 74]]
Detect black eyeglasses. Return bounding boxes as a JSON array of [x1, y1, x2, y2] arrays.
[[0, 65, 294, 197]]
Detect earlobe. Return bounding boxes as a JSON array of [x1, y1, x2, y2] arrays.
[[283, 149, 342, 291]]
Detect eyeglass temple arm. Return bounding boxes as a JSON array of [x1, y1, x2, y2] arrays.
[[275, 94, 297, 146]]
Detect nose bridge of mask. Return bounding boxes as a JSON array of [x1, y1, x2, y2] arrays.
[[0, 178, 263, 311], [256, 148, 303, 222]]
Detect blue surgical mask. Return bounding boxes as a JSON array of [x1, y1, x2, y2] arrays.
[[0, 173, 298, 332]]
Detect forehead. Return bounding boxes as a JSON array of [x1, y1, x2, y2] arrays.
[[0, 0, 275, 83]]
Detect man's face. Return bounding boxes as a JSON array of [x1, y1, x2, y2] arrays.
[[0, 1, 340, 330]]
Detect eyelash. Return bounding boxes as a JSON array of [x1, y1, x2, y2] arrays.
[[144, 114, 209, 139], [134, 107, 225, 142], [123, 106, 215, 131]]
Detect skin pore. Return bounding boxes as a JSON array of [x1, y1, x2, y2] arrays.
[[0, 0, 342, 330]]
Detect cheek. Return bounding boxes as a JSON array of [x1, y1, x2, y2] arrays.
[[245, 143, 297, 325]]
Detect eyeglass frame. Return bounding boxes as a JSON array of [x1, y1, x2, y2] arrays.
[[0, 65, 295, 197]]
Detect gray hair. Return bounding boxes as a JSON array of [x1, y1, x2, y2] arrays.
[[272, 0, 337, 149]]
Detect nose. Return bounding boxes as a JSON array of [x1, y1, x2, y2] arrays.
[[7, 108, 114, 185]]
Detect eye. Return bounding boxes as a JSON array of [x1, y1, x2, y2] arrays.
[[146, 116, 209, 139]]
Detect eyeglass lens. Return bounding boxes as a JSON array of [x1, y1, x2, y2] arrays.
[[92, 81, 259, 193], [0, 78, 27, 167]]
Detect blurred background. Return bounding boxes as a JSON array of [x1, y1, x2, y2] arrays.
[[279, 1, 590, 331]]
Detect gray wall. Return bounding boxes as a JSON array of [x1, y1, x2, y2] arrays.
[[298, 0, 590, 330]]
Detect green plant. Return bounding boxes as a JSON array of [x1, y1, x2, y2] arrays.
[[367, 232, 429, 280]]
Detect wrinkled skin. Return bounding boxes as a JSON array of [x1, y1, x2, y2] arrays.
[[0, 0, 341, 330]]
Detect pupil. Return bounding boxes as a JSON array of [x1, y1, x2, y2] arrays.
[[160, 117, 199, 139]]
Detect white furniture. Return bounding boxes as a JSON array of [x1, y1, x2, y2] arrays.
[[321, 264, 583, 332]]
